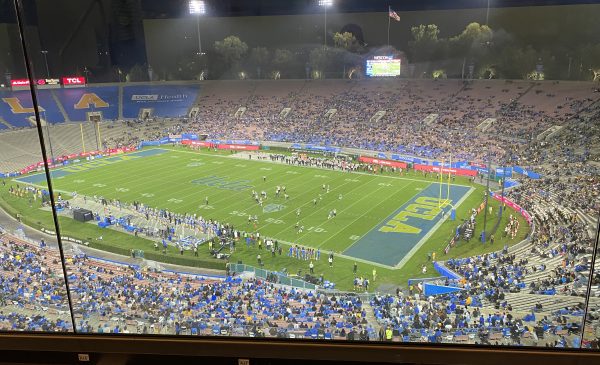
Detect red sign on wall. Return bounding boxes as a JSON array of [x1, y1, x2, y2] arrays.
[[10, 79, 30, 87], [358, 156, 407, 169], [413, 164, 478, 177], [181, 140, 214, 147], [62, 76, 86, 85], [217, 144, 260, 151]]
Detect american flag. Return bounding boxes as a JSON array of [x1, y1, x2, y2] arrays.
[[389, 6, 400, 22]]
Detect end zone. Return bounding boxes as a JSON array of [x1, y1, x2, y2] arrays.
[[343, 183, 473, 267]]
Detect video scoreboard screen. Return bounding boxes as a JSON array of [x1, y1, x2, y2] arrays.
[[366, 56, 401, 77]]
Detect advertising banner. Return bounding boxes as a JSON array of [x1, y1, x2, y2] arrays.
[[390, 154, 423, 164], [217, 144, 260, 151], [181, 133, 199, 140], [122, 85, 199, 118], [514, 166, 542, 179], [496, 167, 513, 178], [469, 162, 487, 168], [62, 76, 86, 87], [491, 194, 532, 225], [413, 164, 478, 177], [181, 140, 214, 147], [359, 156, 407, 168]]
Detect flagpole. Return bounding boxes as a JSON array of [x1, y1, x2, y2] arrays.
[[387, 6, 391, 46]]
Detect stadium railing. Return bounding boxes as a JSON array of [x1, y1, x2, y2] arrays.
[[228, 263, 318, 290]]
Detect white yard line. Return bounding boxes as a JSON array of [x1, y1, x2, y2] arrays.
[[341, 182, 432, 255], [317, 181, 418, 249]]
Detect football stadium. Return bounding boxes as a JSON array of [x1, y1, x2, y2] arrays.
[[0, 0, 599, 353]]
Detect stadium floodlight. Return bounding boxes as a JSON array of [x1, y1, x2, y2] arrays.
[[318, 0, 333, 47], [189, 1, 206, 56], [188, 0, 206, 15], [40, 50, 50, 78]]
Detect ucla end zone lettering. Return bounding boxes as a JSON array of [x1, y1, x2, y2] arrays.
[[379, 197, 451, 234], [343, 183, 471, 267]]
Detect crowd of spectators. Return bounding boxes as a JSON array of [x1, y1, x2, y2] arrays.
[[178, 79, 600, 166]]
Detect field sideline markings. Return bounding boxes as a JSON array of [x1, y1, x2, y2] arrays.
[[394, 186, 475, 270], [319, 180, 420, 249], [270, 179, 381, 240], [303, 181, 417, 248], [274, 237, 396, 270], [56, 150, 252, 207], [14, 148, 170, 182], [258, 175, 379, 234]]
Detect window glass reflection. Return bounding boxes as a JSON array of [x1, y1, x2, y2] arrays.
[[1, 0, 598, 348]]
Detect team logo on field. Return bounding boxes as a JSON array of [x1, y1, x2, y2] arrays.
[[191, 175, 253, 191], [263, 204, 285, 213]]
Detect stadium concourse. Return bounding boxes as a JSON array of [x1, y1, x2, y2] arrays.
[[0, 78, 599, 348]]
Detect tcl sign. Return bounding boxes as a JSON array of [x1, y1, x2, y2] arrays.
[[62, 77, 86, 85], [11, 79, 30, 86]]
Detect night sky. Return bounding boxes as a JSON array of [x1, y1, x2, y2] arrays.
[[1, 0, 599, 79]]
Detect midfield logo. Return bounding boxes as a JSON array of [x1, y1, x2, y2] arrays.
[[263, 204, 286, 213], [191, 176, 253, 191]]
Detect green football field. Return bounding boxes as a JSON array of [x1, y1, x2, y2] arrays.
[[15, 146, 471, 266], [2, 145, 529, 290]]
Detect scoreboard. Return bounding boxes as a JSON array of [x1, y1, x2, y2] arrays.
[[366, 56, 401, 77]]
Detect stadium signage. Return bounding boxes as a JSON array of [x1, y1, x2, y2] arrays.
[[37, 78, 60, 85], [413, 164, 477, 177], [181, 140, 213, 147], [491, 194, 532, 225], [359, 156, 407, 169], [131, 94, 189, 102], [217, 144, 260, 151], [10, 79, 30, 86], [132, 94, 159, 101], [62, 76, 86, 85]]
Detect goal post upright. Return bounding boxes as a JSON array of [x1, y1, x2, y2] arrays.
[[447, 154, 452, 207], [439, 160, 444, 208]]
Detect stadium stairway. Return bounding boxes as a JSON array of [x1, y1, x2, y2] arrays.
[[494, 292, 596, 314], [118, 85, 124, 120], [50, 89, 71, 123], [362, 302, 381, 336], [514, 83, 537, 103]]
